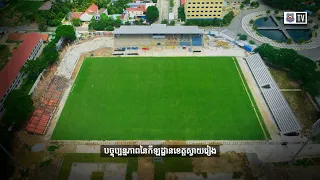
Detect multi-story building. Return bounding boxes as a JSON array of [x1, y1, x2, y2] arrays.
[[0, 33, 44, 112], [184, 0, 224, 20]]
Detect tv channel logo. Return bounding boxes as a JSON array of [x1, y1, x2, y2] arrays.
[[283, 12, 308, 24]]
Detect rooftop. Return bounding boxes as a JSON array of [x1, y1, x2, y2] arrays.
[[0, 33, 43, 99], [85, 3, 99, 14], [69, 12, 84, 20], [80, 13, 93, 21], [113, 24, 205, 35], [7, 33, 49, 42]]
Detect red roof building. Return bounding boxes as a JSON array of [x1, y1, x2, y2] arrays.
[[85, 3, 99, 14], [126, 7, 146, 12], [7, 33, 26, 41], [69, 12, 84, 20], [181, 0, 186, 5], [0, 33, 43, 103], [7, 33, 49, 42]]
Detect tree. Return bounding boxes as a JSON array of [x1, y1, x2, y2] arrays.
[[3, 90, 34, 125], [243, 0, 250, 5], [38, 22, 47, 32], [21, 59, 47, 79], [274, 9, 279, 15], [124, 21, 131, 25], [249, 40, 255, 44], [314, 25, 319, 29], [106, 26, 114, 31], [264, 17, 269, 21], [286, 38, 293, 44], [298, 38, 305, 44], [253, 25, 258, 30], [222, 11, 234, 26], [239, 34, 247, 40], [169, 20, 175, 26], [114, 19, 122, 27], [161, 19, 169, 24], [72, 18, 82, 27], [133, 20, 140, 25], [212, 18, 222, 26], [240, 4, 244, 9], [266, 10, 271, 14], [146, 6, 159, 24], [152, 0, 157, 3], [170, 0, 174, 7], [178, 6, 186, 21], [55, 25, 76, 41], [249, 19, 254, 24], [42, 45, 59, 65]]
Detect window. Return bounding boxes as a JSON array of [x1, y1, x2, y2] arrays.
[[188, 11, 190, 12], [196, 10, 199, 12], [192, 11, 194, 12], [197, 2, 200, 4], [211, 2, 214, 4], [188, 2, 191, 4], [202, 2, 204, 4], [205, 10, 208, 12], [193, 2, 195, 4], [220, 2, 222, 4], [205, 15, 207, 16], [218, 10, 221, 12], [206, 2, 209, 4], [215, 6, 217, 8], [205, 6, 208, 8], [215, 2, 218, 4], [219, 6, 222, 8], [210, 6, 213, 8], [218, 14, 221, 16], [196, 15, 199, 16], [192, 15, 194, 16], [201, 11, 203, 12]]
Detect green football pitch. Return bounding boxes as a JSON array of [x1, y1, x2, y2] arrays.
[[51, 57, 269, 140]]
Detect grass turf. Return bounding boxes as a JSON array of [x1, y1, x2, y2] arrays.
[[52, 57, 267, 140]]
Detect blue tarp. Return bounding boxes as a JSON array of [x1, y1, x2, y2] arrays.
[[244, 45, 252, 52]]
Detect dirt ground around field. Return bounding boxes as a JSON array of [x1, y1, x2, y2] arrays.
[[192, 153, 253, 179], [138, 157, 154, 180], [71, 47, 113, 80]]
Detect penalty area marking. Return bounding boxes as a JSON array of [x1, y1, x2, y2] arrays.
[[232, 57, 268, 140]]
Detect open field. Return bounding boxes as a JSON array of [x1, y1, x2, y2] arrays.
[[52, 57, 268, 140], [0, 1, 42, 26]]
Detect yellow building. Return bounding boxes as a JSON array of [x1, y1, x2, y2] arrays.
[[184, 0, 224, 20]]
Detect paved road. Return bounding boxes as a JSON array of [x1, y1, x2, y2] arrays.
[[156, 0, 169, 23]]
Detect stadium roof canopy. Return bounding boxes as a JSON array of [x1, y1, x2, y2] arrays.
[[113, 24, 205, 35]]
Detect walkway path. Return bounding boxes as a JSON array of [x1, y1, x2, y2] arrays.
[[242, 11, 320, 50], [280, 89, 302, 92]]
